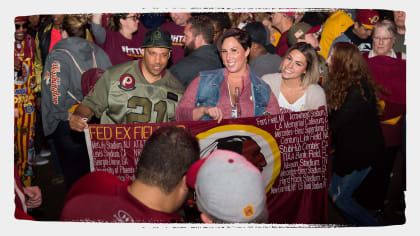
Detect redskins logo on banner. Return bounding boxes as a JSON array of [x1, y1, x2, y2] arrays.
[[197, 124, 281, 193]]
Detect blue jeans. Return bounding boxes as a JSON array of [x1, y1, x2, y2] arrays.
[[328, 167, 381, 226]]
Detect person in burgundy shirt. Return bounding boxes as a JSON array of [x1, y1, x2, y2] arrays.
[[90, 13, 147, 65], [160, 12, 191, 66], [271, 11, 295, 57], [60, 126, 200, 223]]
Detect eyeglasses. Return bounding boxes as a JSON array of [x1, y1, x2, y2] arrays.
[[15, 23, 28, 30], [373, 37, 393, 42], [125, 15, 139, 21]]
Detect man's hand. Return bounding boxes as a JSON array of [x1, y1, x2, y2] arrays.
[[69, 114, 88, 132], [23, 186, 42, 209]]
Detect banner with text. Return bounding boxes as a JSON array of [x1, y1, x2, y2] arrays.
[[85, 107, 329, 224]]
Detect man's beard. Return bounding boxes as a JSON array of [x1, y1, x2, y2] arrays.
[[184, 41, 195, 56]]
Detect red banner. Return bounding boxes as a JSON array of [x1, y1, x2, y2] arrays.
[[85, 107, 329, 224]]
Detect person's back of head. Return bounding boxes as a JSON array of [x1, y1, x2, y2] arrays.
[[187, 149, 268, 223], [244, 21, 276, 57], [205, 13, 232, 43], [326, 42, 378, 112], [186, 15, 215, 45], [62, 14, 88, 38], [135, 126, 200, 194]]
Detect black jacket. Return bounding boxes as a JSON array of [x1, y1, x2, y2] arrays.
[[329, 80, 386, 176], [169, 44, 222, 88]]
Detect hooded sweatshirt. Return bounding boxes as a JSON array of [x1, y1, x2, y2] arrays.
[[41, 37, 112, 136]]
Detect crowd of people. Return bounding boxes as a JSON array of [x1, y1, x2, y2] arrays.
[[13, 9, 406, 225]]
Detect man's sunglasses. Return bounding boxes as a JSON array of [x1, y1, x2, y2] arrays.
[[15, 23, 28, 30]]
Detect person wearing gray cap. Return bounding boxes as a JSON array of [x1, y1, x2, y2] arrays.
[[244, 21, 282, 78], [69, 28, 185, 131], [186, 149, 268, 223]]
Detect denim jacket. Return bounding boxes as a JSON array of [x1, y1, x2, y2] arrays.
[[194, 68, 271, 120]]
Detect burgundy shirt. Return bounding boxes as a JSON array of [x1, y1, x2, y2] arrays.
[[101, 22, 147, 65], [160, 21, 185, 66], [175, 67, 280, 121], [60, 173, 183, 223], [276, 30, 289, 57]]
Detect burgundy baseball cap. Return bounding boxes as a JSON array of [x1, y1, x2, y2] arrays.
[[15, 16, 28, 23], [186, 156, 209, 188], [282, 11, 296, 18], [356, 9, 380, 29]]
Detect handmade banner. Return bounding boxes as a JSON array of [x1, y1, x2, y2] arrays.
[[84, 106, 329, 224]]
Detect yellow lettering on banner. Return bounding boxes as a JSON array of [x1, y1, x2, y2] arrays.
[[123, 126, 131, 139], [103, 127, 112, 140], [90, 126, 112, 140], [115, 127, 124, 140], [115, 126, 132, 140], [134, 126, 142, 139], [142, 126, 153, 139]]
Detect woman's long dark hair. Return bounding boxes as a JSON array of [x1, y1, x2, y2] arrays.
[[326, 42, 382, 113]]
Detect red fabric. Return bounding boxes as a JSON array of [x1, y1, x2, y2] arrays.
[[363, 53, 406, 147], [61, 175, 184, 223], [363, 54, 406, 105], [276, 30, 290, 57], [49, 27, 62, 52], [380, 101, 405, 147], [100, 22, 146, 65], [64, 171, 122, 203], [15, 208, 35, 220]]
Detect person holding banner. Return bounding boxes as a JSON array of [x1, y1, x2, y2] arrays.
[[69, 28, 184, 131], [326, 42, 385, 226], [262, 42, 327, 113], [175, 28, 280, 123]]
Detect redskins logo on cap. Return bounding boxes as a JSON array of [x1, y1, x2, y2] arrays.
[[118, 74, 136, 91], [370, 15, 379, 24]]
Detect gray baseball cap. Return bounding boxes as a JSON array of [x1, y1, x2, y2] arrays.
[[188, 149, 266, 223]]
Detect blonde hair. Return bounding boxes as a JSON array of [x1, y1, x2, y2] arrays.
[[280, 42, 320, 88], [62, 14, 88, 38]]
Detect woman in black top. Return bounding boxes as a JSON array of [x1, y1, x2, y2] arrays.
[[326, 42, 385, 226]]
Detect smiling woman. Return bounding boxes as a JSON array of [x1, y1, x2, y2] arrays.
[[175, 28, 280, 123], [261, 42, 326, 113]]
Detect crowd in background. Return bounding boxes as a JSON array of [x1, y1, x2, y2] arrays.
[[13, 9, 406, 225]]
